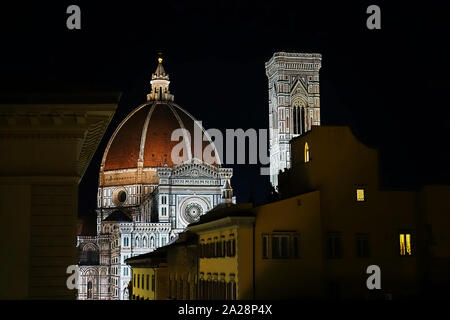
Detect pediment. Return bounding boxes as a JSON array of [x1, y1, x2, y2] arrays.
[[168, 162, 219, 179], [291, 78, 308, 96]]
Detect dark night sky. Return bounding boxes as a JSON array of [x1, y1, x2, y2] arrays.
[[1, 1, 450, 217]]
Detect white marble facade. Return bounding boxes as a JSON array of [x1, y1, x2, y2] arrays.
[[265, 52, 322, 187], [77, 163, 233, 300], [77, 58, 234, 300]]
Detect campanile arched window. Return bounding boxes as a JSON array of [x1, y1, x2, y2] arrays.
[[87, 281, 93, 299], [304, 142, 310, 163]]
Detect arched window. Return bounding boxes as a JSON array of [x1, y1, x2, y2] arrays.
[[143, 237, 147, 248], [150, 236, 154, 248], [304, 142, 310, 163], [87, 281, 93, 299], [135, 236, 139, 248]]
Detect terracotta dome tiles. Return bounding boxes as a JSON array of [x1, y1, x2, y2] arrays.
[[103, 102, 219, 172], [104, 105, 150, 170]]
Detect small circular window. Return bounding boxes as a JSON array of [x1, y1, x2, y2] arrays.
[[112, 188, 127, 206], [118, 191, 127, 203]]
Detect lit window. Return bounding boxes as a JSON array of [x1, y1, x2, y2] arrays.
[[356, 189, 365, 201], [304, 142, 310, 163], [399, 233, 413, 256]]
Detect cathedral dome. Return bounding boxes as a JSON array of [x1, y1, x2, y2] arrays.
[[101, 101, 219, 171], [99, 57, 221, 190]]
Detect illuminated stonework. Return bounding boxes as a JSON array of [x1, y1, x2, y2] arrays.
[[183, 202, 203, 223], [77, 58, 235, 300], [265, 52, 322, 187]]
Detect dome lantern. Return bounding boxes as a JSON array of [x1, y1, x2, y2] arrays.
[[147, 56, 174, 102]]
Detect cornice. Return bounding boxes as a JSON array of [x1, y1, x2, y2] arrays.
[[0, 102, 117, 178], [188, 216, 255, 233], [265, 52, 322, 77]]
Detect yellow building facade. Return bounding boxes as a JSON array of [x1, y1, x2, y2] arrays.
[[166, 231, 198, 300], [131, 267, 156, 300], [127, 251, 168, 300], [253, 191, 323, 299], [188, 204, 255, 300]]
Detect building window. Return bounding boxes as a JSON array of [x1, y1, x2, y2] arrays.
[[262, 235, 269, 259], [356, 188, 365, 201], [162, 207, 167, 216], [356, 233, 370, 258], [147, 275, 149, 290], [198, 274, 204, 299], [152, 275, 155, 292], [220, 236, 225, 257], [263, 233, 300, 259], [214, 237, 219, 257], [304, 142, 310, 163], [327, 232, 342, 259], [226, 236, 236, 257], [212, 275, 218, 300], [178, 279, 184, 299], [272, 235, 289, 259], [87, 281, 93, 299], [162, 237, 166, 246], [231, 280, 236, 300], [399, 232, 413, 256], [186, 281, 191, 299], [199, 240, 205, 258]]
